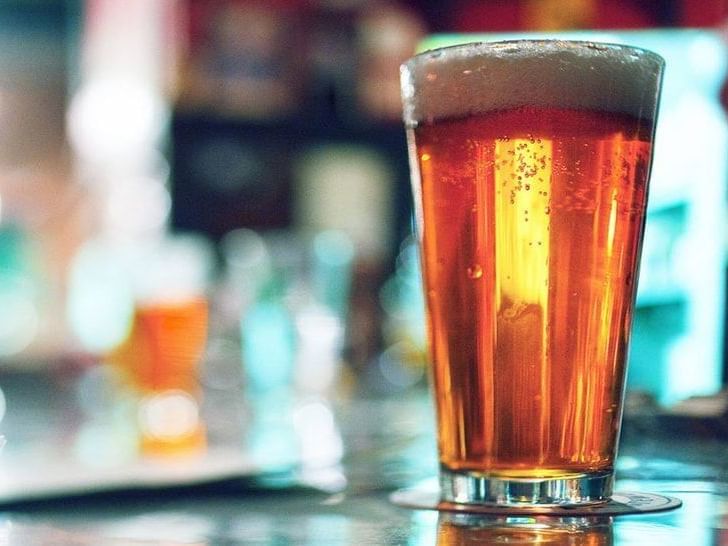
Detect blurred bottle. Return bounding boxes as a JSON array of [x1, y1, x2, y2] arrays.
[[294, 144, 394, 373], [241, 268, 296, 396], [293, 231, 353, 396], [178, 0, 308, 119], [355, 1, 426, 121], [219, 228, 272, 332], [305, 1, 358, 120]]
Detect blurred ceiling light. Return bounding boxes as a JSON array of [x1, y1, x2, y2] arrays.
[[138, 390, 200, 440], [132, 234, 213, 305], [105, 176, 170, 237], [293, 401, 343, 468], [67, 239, 135, 353], [67, 77, 167, 166]]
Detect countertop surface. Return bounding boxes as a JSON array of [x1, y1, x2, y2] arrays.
[[0, 368, 726, 545]]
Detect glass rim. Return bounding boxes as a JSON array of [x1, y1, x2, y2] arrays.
[[403, 38, 665, 69]]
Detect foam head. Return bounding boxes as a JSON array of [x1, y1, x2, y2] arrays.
[[401, 40, 665, 127]]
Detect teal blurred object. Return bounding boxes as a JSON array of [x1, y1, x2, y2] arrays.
[[241, 273, 296, 395], [413, 30, 728, 406], [68, 233, 214, 355], [312, 230, 354, 320], [378, 237, 428, 390], [66, 237, 135, 354], [0, 224, 41, 357], [237, 230, 354, 397], [0, 225, 30, 276]]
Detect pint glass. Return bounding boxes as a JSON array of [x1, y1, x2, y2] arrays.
[[401, 40, 664, 506]]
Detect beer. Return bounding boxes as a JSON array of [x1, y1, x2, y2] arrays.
[[130, 298, 209, 393], [413, 107, 651, 476], [111, 297, 209, 393], [402, 40, 663, 504]]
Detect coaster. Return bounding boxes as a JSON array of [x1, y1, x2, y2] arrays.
[[390, 482, 682, 516]]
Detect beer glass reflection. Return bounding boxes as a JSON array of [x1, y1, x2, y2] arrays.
[[437, 513, 613, 546], [401, 41, 664, 506]]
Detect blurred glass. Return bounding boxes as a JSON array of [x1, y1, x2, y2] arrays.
[[231, 229, 354, 399], [219, 228, 271, 329], [222, 228, 352, 481], [99, 233, 214, 457], [377, 236, 427, 391]]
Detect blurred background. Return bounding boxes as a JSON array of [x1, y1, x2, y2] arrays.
[[0, 0, 726, 500]]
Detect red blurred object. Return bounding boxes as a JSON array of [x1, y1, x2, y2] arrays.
[[451, 0, 658, 32], [594, 0, 659, 28], [679, 0, 728, 27], [179, 0, 310, 117], [449, 0, 728, 32], [451, 1, 521, 32]]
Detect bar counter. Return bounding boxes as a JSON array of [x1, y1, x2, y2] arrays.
[[0, 368, 726, 545]]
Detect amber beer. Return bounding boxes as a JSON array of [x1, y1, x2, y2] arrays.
[[402, 41, 664, 505], [130, 298, 209, 393], [417, 108, 649, 473], [111, 297, 209, 393]]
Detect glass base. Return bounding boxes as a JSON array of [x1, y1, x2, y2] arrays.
[[440, 467, 614, 506]]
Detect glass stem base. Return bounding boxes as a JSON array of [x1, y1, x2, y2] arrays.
[[440, 467, 614, 506]]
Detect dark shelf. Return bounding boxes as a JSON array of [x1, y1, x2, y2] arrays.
[[170, 110, 413, 254]]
